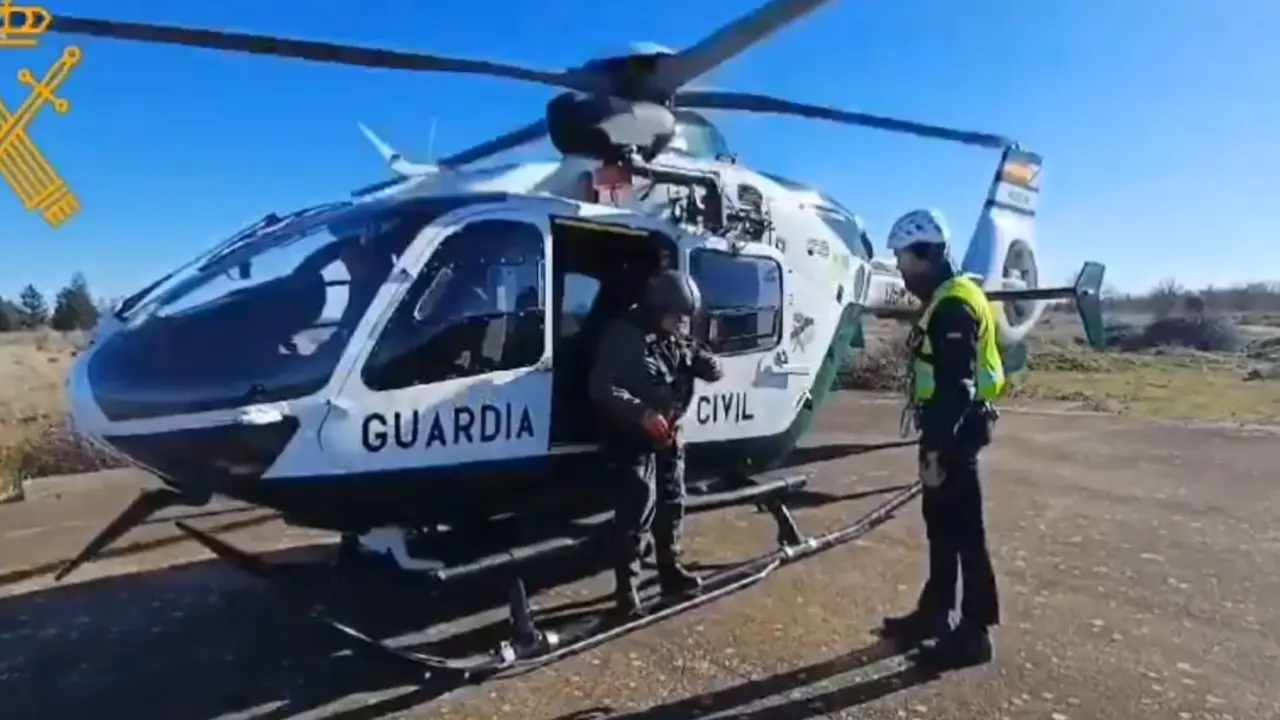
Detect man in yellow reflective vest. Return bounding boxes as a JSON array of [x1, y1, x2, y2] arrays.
[[878, 208, 1002, 670]]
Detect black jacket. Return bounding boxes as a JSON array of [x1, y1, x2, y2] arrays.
[[589, 311, 723, 437], [916, 295, 991, 457]]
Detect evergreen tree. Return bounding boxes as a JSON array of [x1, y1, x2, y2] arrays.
[[16, 284, 48, 329], [95, 294, 120, 319], [51, 272, 99, 331], [0, 297, 18, 332]]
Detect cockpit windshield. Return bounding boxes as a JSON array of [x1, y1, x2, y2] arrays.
[[114, 202, 354, 324], [87, 196, 490, 421]]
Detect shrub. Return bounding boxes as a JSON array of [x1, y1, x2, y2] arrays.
[[838, 329, 911, 392], [0, 417, 128, 502], [1126, 315, 1241, 353]]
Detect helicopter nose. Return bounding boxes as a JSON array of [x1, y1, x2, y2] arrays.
[[67, 344, 300, 503], [66, 343, 111, 442]]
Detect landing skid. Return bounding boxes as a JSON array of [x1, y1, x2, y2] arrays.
[[343, 474, 809, 580], [52, 486, 207, 581], [51, 468, 921, 684], [178, 477, 922, 682]]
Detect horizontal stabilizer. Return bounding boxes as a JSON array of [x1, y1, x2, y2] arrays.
[[862, 261, 1107, 349], [986, 261, 1106, 348]]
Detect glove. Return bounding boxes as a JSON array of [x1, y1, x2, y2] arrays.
[[641, 410, 675, 446], [919, 450, 945, 489]]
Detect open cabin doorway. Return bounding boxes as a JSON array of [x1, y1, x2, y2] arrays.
[[547, 217, 679, 446]]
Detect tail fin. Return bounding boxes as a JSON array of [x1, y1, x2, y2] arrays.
[[1071, 261, 1106, 349], [989, 146, 1042, 217], [357, 123, 442, 177], [960, 146, 1045, 346], [961, 145, 1042, 283]]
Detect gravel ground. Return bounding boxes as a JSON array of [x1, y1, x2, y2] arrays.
[[0, 396, 1276, 720]]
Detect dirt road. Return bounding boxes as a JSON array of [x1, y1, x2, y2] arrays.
[[1, 396, 1276, 719]]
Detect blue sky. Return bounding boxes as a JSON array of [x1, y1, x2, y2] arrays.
[[0, 0, 1276, 301]]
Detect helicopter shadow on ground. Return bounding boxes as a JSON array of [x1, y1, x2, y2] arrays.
[[778, 438, 917, 470], [750, 438, 917, 511], [0, 438, 917, 720], [0, 506, 277, 588], [0, 536, 598, 720], [550, 639, 942, 720], [0, 496, 743, 720]]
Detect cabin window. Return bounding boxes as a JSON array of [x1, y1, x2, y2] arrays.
[[815, 207, 872, 261], [560, 273, 600, 339], [362, 219, 546, 391], [690, 249, 783, 355]]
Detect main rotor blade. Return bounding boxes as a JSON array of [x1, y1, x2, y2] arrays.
[[674, 90, 1012, 149], [439, 119, 549, 167], [653, 0, 838, 94], [51, 16, 593, 93]]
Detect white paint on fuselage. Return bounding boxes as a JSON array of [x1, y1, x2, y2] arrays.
[[70, 137, 1042, 485]]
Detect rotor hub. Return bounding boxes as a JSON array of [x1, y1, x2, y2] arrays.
[[546, 92, 676, 163]]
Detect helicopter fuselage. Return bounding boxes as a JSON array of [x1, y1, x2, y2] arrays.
[[67, 161, 867, 533], [67, 134, 1046, 536]]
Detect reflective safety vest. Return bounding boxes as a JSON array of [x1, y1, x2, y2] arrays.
[[910, 275, 1006, 403]]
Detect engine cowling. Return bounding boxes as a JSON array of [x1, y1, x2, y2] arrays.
[[546, 92, 676, 163]]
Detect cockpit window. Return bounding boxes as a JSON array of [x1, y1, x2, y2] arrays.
[[669, 110, 732, 159], [86, 197, 480, 422], [815, 207, 873, 261]]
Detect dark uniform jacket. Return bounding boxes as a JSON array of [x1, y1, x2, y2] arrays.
[[589, 311, 724, 440], [916, 296, 992, 457]]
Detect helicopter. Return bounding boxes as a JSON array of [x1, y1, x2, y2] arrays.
[[48, 0, 1106, 679]]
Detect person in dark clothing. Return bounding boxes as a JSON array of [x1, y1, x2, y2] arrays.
[[589, 269, 724, 618], [649, 325, 723, 562], [878, 208, 1003, 669]]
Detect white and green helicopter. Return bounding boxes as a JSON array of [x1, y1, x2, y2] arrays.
[[50, 0, 1105, 679]]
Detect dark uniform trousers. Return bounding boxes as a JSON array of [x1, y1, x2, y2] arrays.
[[655, 439, 686, 557], [607, 329, 698, 591], [916, 445, 1000, 628], [607, 426, 687, 588]]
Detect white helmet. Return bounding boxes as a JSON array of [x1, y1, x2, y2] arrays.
[[886, 209, 950, 251]]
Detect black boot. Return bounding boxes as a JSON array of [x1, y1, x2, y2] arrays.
[[612, 568, 646, 619], [613, 587, 646, 619], [912, 623, 993, 670], [877, 610, 952, 647], [657, 561, 702, 597]]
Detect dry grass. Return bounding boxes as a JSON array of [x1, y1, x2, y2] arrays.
[[847, 312, 1280, 424], [0, 330, 125, 502], [2, 308, 1278, 502], [1022, 308, 1280, 421], [1014, 345, 1280, 422]]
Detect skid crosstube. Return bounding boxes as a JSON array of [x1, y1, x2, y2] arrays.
[[53, 486, 204, 582], [176, 477, 924, 682], [427, 472, 809, 584]]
